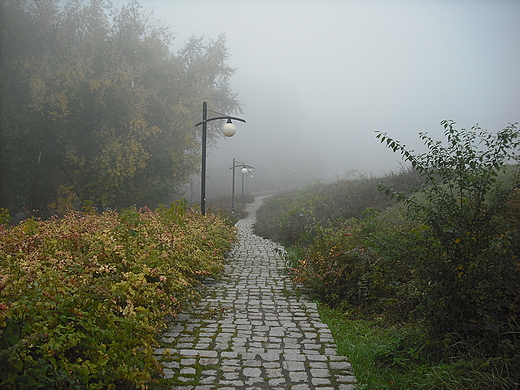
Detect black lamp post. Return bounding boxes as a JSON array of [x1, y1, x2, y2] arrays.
[[230, 158, 254, 214], [195, 102, 246, 215]]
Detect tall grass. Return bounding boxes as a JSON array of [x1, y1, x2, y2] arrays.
[[255, 168, 422, 246]]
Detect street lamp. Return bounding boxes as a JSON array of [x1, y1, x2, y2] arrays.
[[241, 166, 254, 203], [195, 102, 246, 215], [230, 158, 254, 214]]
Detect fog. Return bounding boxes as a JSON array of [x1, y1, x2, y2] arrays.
[[135, 0, 520, 197]]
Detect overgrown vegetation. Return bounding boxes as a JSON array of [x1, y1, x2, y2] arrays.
[[255, 121, 520, 389], [0, 201, 236, 389], [255, 170, 422, 247], [205, 193, 256, 223]]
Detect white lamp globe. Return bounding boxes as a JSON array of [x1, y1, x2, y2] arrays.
[[222, 119, 236, 137], [241, 167, 248, 174]]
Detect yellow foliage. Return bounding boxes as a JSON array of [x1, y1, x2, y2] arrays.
[[48, 185, 80, 215], [28, 77, 48, 112]]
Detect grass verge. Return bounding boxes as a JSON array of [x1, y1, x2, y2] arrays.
[[318, 304, 517, 390]]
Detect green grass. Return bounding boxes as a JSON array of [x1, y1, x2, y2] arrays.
[[318, 304, 517, 390]]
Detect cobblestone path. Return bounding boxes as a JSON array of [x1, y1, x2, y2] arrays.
[[155, 196, 357, 389]]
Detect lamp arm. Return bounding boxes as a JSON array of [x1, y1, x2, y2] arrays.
[[195, 116, 246, 127], [229, 164, 254, 170]]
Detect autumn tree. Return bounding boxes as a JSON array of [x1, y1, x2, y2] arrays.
[[0, 0, 241, 214]]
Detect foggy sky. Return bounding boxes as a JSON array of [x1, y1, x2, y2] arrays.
[[133, 0, 520, 196]]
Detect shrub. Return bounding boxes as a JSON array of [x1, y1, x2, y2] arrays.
[[254, 170, 422, 247], [377, 121, 520, 355], [290, 223, 378, 306], [0, 203, 236, 389], [0, 209, 10, 226], [205, 194, 252, 223], [289, 208, 423, 321], [254, 190, 312, 246]]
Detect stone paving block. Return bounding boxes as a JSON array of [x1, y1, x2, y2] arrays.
[[244, 359, 262, 367], [199, 357, 219, 365], [265, 367, 283, 377], [310, 368, 331, 377], [161, 368, 174, 379], [154, 196, 357, 389], [243, 367, 262, 377], [312, 377, 332, 386], [263, 361, 281, 369], [180, 367, 197, 375], [283, 360, 306, 371], [289, 371, 309, 382], [338, 374, 357, 383], [223, 372, 240, 380], [307, 354, 328, 362], [284, 351, 307, 361], [338, 385, 357, 390], [291, 384, 311, 390], [269, 377, 286, 386]]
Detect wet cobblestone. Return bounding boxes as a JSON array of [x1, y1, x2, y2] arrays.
[[155, 196, 357, 389]]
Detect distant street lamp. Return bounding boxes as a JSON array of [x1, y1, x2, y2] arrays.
[[195, 102, 246, 215], [230, 158, 254, 214], [243, 167, 254, 199]]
